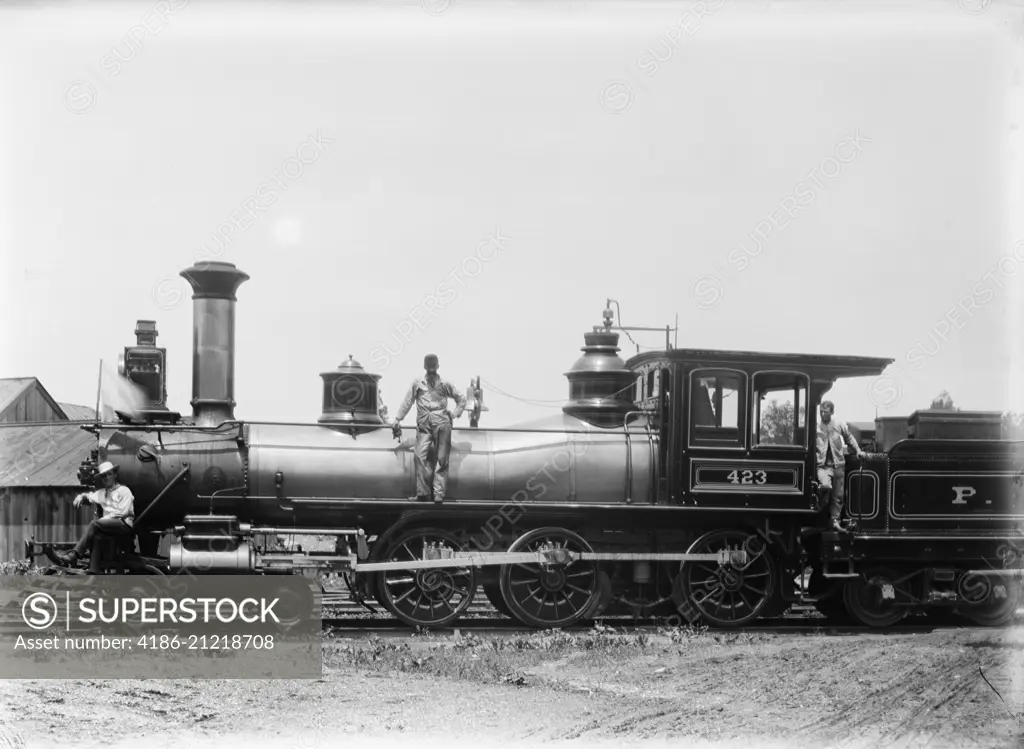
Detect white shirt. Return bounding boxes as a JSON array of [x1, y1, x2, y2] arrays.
[[85, 484, 135, 526]]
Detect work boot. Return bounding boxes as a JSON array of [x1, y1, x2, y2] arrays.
[[433, 494, 443, 504], [415, 495, 431, 503], [55, 549, 80, 567]]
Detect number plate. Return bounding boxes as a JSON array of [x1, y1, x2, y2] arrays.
[[692, 461, 802, 494]]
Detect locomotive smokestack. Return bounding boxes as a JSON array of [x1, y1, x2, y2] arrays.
[[180, 262, 250, 426]]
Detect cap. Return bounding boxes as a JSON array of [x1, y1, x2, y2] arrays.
[[424, 354, 439, 368]]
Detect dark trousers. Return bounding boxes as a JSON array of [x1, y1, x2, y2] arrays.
[[415, 411, 452, 499], [74, 517, 133, 557]]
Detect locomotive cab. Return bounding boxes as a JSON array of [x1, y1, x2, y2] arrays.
[[624, 347, 892, 515]]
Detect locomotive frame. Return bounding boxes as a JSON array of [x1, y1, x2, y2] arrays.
[[23, 261, 1023, 630]]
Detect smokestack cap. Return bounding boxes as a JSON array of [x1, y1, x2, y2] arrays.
[[180, 261, 251, 301]]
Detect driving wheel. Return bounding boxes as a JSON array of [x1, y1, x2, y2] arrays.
[[375, 527, 477, 628], [673, 529, 778, 627], [498, 527, 598, 629]]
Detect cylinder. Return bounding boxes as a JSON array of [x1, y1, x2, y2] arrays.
[[633, 560, 652, 584], [169, 543, 256, 573], [180, 262, 250, 426]]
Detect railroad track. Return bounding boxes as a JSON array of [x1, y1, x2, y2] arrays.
[[318, 594, 1024, 635], [320, 618, 988, 636], [319, 592, 822, 617]]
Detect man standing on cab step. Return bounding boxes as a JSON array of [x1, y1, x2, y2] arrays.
[[816, 400, 866, 530], [392, 354, 466, 503]]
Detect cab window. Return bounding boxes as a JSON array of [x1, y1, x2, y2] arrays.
[[753, 372, 808, 447], [690, 370, 745, 447]]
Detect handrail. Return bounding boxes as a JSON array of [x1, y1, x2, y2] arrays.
[[622, 410, 656, 504], [84, 420, 653, 435], [133, 465, 190, 527]]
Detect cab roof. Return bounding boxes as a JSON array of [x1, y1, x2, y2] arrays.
[[626, 348, 893, 380]]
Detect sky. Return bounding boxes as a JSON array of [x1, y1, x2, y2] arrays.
[[1, 0, 1022, 428]]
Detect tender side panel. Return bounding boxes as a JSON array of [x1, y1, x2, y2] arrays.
[[885, 440, 1024, 532], [890, 472, 1023, 520]]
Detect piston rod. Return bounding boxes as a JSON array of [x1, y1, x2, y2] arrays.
[[966, 568, 1024, 577], [250, 527, 362, 536]]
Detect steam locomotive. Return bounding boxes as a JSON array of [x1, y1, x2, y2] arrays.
[[28, 261, 1023, 630]]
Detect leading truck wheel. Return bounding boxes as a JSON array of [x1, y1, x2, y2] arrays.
[[498, 527, 598, 629], [374, 527, 477, 629], [673, 529, 778, 627]]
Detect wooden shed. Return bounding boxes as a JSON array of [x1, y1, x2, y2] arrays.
[[0, 378, 72, 424], [0, 423, 96, 561]]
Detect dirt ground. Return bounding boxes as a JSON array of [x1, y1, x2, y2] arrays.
[[1, 623, 1022, 749]]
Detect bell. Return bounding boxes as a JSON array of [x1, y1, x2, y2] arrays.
[[466, 377, 488, 413], [475, 377, 488, 413], [466, 377, 488, 428]]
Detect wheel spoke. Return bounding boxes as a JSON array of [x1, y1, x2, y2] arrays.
[[562, 593, 582, 615], [393, 586, 417, 604], [565, 571, 594, 579]]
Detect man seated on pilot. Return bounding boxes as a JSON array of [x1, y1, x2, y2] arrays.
[[57, 461, 135, 569], [816, 400, 866, 531]]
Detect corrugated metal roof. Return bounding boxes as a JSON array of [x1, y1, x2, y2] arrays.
[[58, 403, 97, 420], [0, 424, 96, 488]]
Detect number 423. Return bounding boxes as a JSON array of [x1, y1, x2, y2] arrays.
[[727, 469, 767, 485]]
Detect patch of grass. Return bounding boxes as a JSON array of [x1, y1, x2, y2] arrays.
[[322, 623, 673, 686], [663, 622, 710, 644], [0, 560, 44, 576]]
